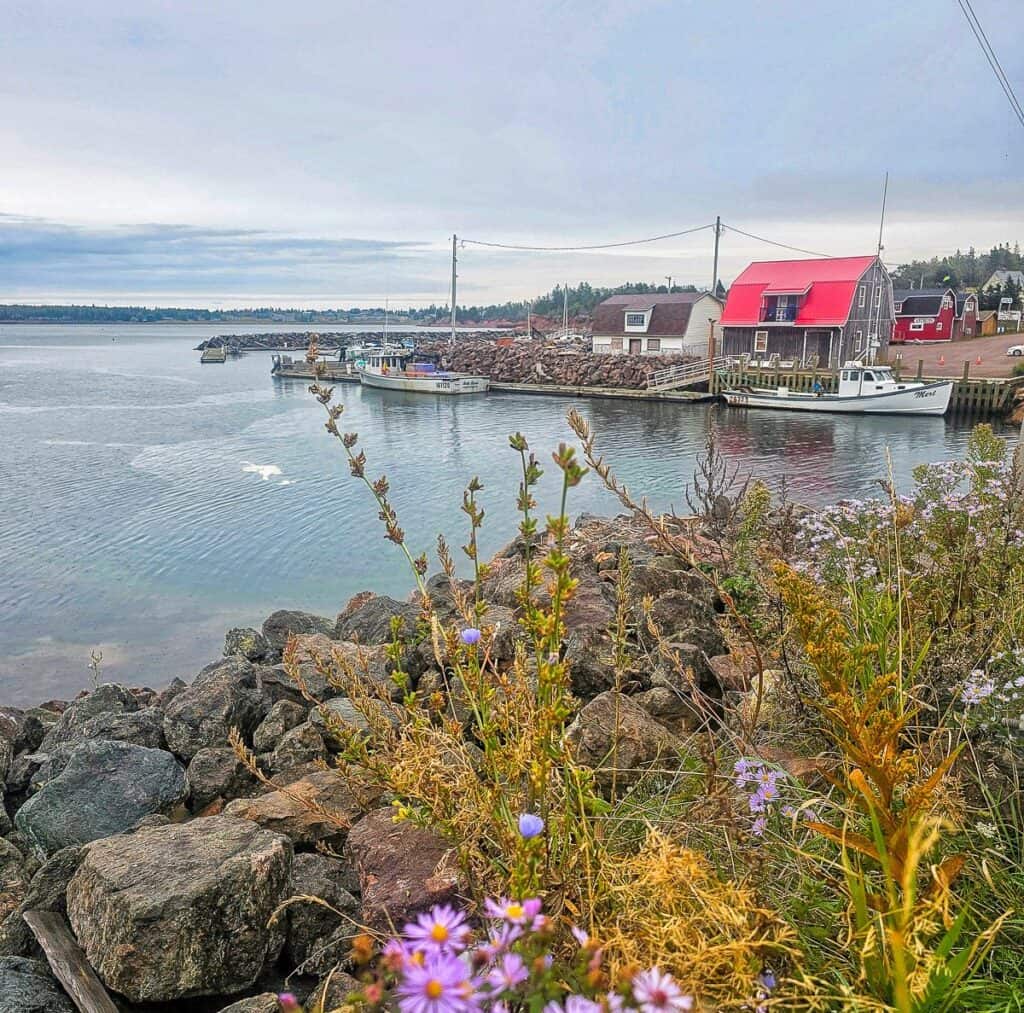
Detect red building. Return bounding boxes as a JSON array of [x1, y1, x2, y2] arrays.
[[891, 287, 963, 343]]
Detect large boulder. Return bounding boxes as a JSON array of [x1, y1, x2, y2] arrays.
[[0, 956, 75, 1013], [224, 627, 271, 662], [37, 684, 139, 753], [345, 806, 461, 930], [0, 847, 84, 959], [261, 610, 335, 660], [252, 699, 308, 753], [163, 658, 267, 760], [285, 853, 358, 971], [261, 636, 393, 706], [566, 691, 688, 791], [67, 815, 292, 1002], [15, 740, 187, 856], [0, 707, 44, 758], [224, 769, 370, 847], [74, 706, 166, 750], [267, 722, 327, 776], [334, 594, 421, 645], [216, 996, 281, 1013], [0, 840, 27, 924], [641, 590, 726, 662]]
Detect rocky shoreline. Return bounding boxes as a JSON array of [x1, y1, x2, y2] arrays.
[[194, 331, 509, 352], [0, 514, 738, 1012]]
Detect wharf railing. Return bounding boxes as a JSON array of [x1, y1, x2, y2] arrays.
[[646, 356, 730, 391]]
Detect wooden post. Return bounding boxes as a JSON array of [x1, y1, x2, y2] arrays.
[[916, 359, 924, 381], [23, 910, 119, 1013], [962, 360, 971, 382]]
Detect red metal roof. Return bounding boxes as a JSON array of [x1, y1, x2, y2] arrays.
[[721, 256, 878, 327]]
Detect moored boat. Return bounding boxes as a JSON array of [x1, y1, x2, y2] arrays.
[[722, 363, 953, 416], [357, 348, 489, 395]]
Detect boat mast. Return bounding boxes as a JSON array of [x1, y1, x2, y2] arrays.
[[867, 172, 889, 364], [563, 282, 568, 332], [450, 234, 458, 348]]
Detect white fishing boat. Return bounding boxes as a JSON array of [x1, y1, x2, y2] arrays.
[[722, 363, 953, 416], [357, 348, 489, 395]]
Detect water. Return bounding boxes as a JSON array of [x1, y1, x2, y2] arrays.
[[0, 324, 1012, 705]]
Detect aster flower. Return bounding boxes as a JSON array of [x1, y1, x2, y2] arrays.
[[460, 628, 482, 645], [751, 815, 767, 836], [570, 925, 590, 948], [278, 995, 302, 1013], [396, 951, 476, 1013], [487, 953, 529, 992], [518, 813, 544, 839], [545, 999, 603, 1013], [404, 904, 471, 953], [484, 897, 542, 924], [631, 968, 694, 1013], [474, 922, 523, 962]]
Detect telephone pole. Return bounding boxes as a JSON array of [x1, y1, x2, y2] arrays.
[[711, 215, 722, 295], [449, 234, 458, 347], [664, 275, 673, 294]]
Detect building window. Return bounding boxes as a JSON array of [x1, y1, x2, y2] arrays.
[[942, 295, 953, 309], [894, 301, 903, 312], [754, 330, 768, 353], [858, 286, 866, 308], [855, 329, 864, 351], [874, 287, 882, 308], [611, 337, 623, 351], [646, 338, 661, 352], [624, 311, 649, 332]]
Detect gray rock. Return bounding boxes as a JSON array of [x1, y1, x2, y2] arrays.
[[37, 684, 139, 753], [163, 657, 267, 760], [15, 740, 187, 856], [345, 806, 461, 930], [1, 708, 44, 762], [253, 699, 308, 753], [707, 653, 750, 693], [224, 627, 272, 662], [187, 747, 260, 811], [641, 590, 727, 663], [69, 706, 166, 751], [0, 956, 75, 1013], [285, 853, 358, 971], [156, 677, 188, 708], [3, 753, 48, 796], [262, 610, 335, 660], [0, 840, 27, 925], [310, 969, 362, 1012], [67, 815, 293, 1002], [259, 636, 392, 705], [0, 847, 84, 958], [631, 687, 702, 733], [216, 994, 281, 1013], [334, 594, 421, 645], [566, 691, 688, 791], [269, 722, 327, 776], [310, 697, 372, 747]]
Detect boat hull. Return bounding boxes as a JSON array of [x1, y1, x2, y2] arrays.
[[722, 380, 953, 416], [358, 369, 489, 395]]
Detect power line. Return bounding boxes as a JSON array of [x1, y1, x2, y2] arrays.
[[460, 222, 714, 252], [956, 0, 1024, 129], [721, 224, 835, 259]]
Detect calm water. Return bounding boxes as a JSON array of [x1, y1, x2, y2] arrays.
[[0, 324, 1012, 704]]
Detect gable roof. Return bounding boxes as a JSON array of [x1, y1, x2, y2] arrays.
[[592, 292, 720, 337], [892, 287, 953, 317], [720, 256, 879, 327], [984, 269, 1024, 289]]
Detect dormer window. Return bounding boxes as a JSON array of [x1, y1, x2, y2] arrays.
[[894, 301, 903, 312], [624, 311, 650, 332]]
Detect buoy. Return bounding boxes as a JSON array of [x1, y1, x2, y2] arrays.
[[938, 354, 946, 366]]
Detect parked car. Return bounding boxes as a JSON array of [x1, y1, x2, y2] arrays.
[[1007, 343, 1024, 357]]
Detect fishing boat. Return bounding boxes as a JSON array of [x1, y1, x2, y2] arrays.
[[357, 347, 489, 395], [722, 363, 953, 416]]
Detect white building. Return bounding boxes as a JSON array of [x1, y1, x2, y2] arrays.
[[591, 292, 723, 355]]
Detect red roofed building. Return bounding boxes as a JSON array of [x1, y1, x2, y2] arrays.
[[719, 255, 894, 367]]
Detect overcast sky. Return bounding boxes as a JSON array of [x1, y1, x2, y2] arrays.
[[2, 0, 1022, 308]]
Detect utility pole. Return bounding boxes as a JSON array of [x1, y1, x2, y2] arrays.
[[711, 215, 722, 296], [449, 234, 457, 348], [664, 275, 673, 294], [563, 281, 569, 332]]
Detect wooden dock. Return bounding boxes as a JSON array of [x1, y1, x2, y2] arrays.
[[713, 360, 1024, 417], [200, 346, 227, 363]]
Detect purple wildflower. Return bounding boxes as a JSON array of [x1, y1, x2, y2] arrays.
[[403, 904, 471, 952], [751, 814, 767, 836], [484, 897, 542, 925], [460, 628, 482, 646], [278, 995, 301, 1013], [396, 951, 475, 1013], [518, 813, 545, 839], [631, 968, 693, 1013], [570, 925, 590, 947], [487, 953, 529, 992]]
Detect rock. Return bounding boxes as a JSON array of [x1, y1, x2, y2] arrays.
[[285, 853, 358, 971], [268, 722, 327, 775], [262, 610, 335, 660], [642, 590, 726, 662], [216, 995, 282, 1013], [0, 847, 84, 958], [263, 636, 394, 704], [15, 740, 187, 856], [1, 707, 44, 758], [566, 691, 688, 791], [224, 769, 371, 848], [225, 627, 272, 662], [345, 806, 461, 930], [163, 657, 267, 760], [310, 969, 362, 1011], [187, 747, 260, 811], [156, 677, 188, 708], [0, 956, 75, 1013], [253, 700, 309, 753], [37, 684, 139, 753], [334, 595, 421, 645], [310, 697, 372, 746], [2, 752, 47, 796], [67, 815, 293, 1002], [0, 840, 27, 924], [707, 654, 750, 693], [561, 578, 617, 698], [73, 706, 166, 751], [632, 686, 702, 733]]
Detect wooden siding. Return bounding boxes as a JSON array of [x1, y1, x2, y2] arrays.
[[841, 261, 893, 361]]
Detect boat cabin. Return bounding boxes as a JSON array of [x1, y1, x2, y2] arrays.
[[837, 363, 911, 396]]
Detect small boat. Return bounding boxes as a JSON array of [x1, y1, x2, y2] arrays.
[[357, 347, 488, 395], [722, 363, 953, 416]]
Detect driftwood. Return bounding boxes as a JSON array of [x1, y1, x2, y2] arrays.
[[22, 910, 119, 1013]]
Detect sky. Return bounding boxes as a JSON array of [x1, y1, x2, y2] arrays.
[[1, 0, 1022, 308]]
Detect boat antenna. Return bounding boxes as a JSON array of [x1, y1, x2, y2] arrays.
[[450, 234, 458, 348]]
